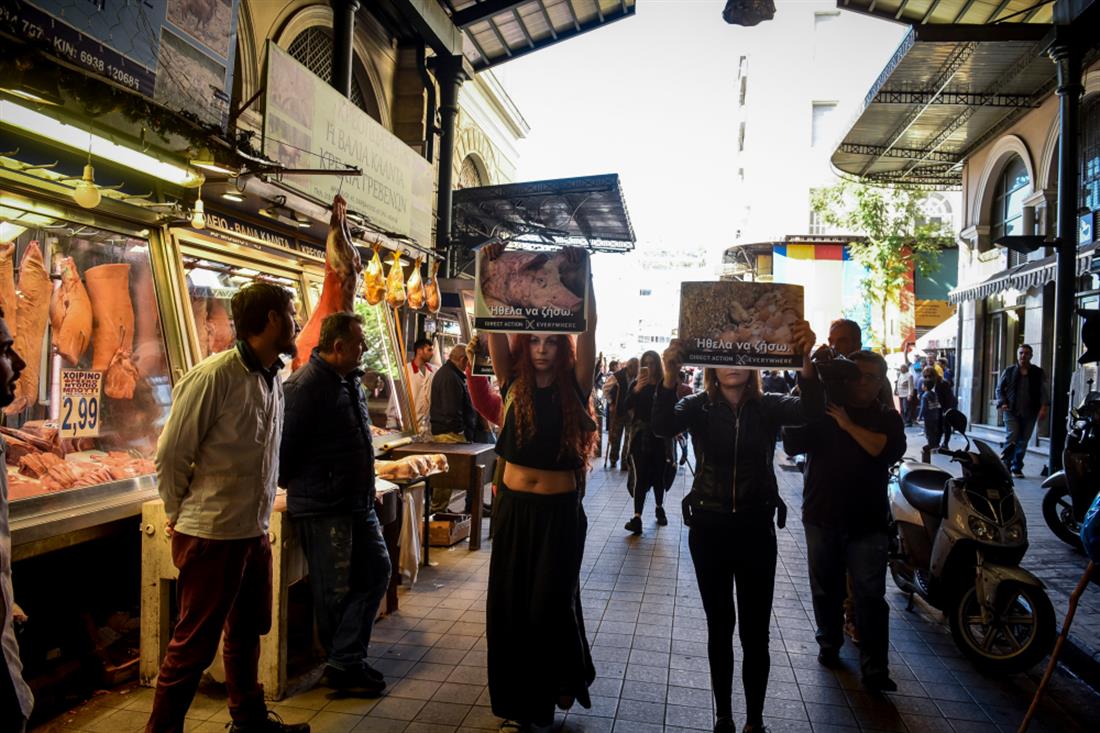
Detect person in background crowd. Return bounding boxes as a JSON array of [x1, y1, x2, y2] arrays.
[[429, 344, 478, 512], [894, 365, 916, 428], [762, 370, 790, 395], [996, 344, 1050, 478], [938, 356, 953, 386], [281, 312, 390, 698], [784, 351, 906, 693], [653, 322, 822, 733], [676, 370, 695, 465], [606, 358, 639, 470], [602, 360, 620, 436], [922, 366, 957, 448], [485, 244, 597, 732], [918, 374, 943, 464], [623, 350, 674, 534], [408, 336, 435, 435], [148, 283, 306, 733], [0, 309, 31, 733]]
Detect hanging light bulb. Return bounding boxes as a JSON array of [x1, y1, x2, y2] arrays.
[[72, 162, 101, 208], [191, 187, 206, 229]]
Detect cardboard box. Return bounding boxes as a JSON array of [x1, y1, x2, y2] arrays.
[[429, 513, 471, 546]]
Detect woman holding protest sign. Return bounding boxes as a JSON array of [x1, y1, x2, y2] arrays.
[[482, 242, 597, 732], [623, 349, 676, 534], [652, 325, 822, 733]]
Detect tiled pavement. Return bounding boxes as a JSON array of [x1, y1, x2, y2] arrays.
[[34, 439, 1100, 733]]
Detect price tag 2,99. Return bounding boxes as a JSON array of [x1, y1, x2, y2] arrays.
[[59, 369, 103, 439]]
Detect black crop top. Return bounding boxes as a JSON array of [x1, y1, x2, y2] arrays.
[[496, 378, 592, 470]]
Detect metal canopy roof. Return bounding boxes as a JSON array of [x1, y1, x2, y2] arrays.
[[839, 0, 1055, 25], [831, 23, 1060, 188], [452, 173, 636, 252], [446, 0, 636, 71]]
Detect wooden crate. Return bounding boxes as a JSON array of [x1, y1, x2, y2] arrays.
[[429, 513, 471, 546]]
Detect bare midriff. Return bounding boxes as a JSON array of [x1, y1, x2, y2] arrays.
[[502, 461, 577, 494]]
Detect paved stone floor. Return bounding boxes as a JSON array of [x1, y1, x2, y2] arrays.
[[35, 439, 1100, 733]]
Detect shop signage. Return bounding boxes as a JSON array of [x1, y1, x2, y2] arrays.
[[263, 42, 434, 247], [190, 210, 325, 262], [59, 369, 102, 439], [915, 300, 956, 328], [2, 1, 239, 128], [1081, 211, 1094, 246]]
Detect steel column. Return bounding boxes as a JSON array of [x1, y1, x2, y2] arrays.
[[331, 0, 359, 97], [1048, 39, 1083, 472], [431, 54, 469, 276]]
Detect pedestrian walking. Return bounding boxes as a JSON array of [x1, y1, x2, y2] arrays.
[[652, 322, 822, 733], [996, 344, 1049, 478], [606, 358, 638, 469], [784, 351, 906, 693], [894, 366, 915, 427], [918, 374, 943, 464], [147, 283, 306, 733], [623, 350, 675, 534], [484, 244, 598, 731], [281, 312, 391, 697], [0, 308, 31, 733]]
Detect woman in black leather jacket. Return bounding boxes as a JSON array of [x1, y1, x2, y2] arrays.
[[652, 327, 823, 733]]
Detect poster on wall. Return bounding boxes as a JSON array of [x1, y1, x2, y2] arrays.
[[678, 281, 805, 369], [473, 250, 589, 333], [0, 0, 239, 128], [263, 42, 434, 247]]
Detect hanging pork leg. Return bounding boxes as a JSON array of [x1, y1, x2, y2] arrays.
[[85, 263, 137, 399]]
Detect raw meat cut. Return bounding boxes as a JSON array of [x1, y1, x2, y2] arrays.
[[0, 243, 17, 338], [293, 195, 362, 370], [50, 256, 93, 365], [205, 299, 234, 353], [6, 242, 51, 414], [85, 263, 137, 400], [364, 247, 385, 305], [425, 259, 441, 314], [406, 257, 424, 310], [190, 296, 209, 357], [133, 265, 165, 377], [374, 453, 448, 481], [385, 251, 406, 308]]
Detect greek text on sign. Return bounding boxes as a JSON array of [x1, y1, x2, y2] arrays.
[[60, 369, 103, 439]]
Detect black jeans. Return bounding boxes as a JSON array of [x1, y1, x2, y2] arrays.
[[804, 523, 890, 680], [688, 511, 776, 726], [297, 509, 391, 672]]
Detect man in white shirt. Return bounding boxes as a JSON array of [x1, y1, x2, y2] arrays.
[[0, 308, 31, 733], [407, 336, 435, 434], [147, 283, 307, 733]]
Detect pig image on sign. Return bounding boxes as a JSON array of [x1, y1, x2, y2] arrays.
[[479, 251, 583, 310]]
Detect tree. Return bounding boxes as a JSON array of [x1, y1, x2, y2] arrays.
[[811, 180, 951, 350]]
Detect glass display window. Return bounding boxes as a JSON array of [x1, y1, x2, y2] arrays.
[[0, 220, 172, 502]]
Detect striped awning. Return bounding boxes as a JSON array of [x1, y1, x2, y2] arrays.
[[948, 245, 1097, 302]]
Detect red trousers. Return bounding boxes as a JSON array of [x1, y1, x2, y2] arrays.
[[145, 533, 272, 733]]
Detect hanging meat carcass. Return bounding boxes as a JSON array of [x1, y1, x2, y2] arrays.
[[364, 246, 385, 305], [50, 256, 93, 365], [6, 242, 51, 414], [0, 243, 18, 338], [406, 256, 425, 310], [293, 195, 362, 370], [85, 263, 139, 400], [425, 258, 441, 313], [385, 251, 406, 308]]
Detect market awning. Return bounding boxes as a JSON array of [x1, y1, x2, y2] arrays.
[[840, 0, 1054, 25], [449, 0, 636, 71], [452, 173, 636, 252], [917, 313, 958, 351], [830, 22, 1063, 188], [948, 244, 1097, 302]]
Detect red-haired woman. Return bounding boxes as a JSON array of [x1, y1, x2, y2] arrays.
[[653, 331, 823, 733], [484, 245, 597, 732]]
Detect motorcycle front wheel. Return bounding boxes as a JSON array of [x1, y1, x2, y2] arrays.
[[948, 582, 1055, 674], [1041, 486, 1084, 552]]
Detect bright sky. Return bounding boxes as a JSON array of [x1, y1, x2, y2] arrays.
[[493, 0, 740, 260]]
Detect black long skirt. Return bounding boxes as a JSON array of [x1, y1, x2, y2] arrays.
[[486, 485, 595, 724]]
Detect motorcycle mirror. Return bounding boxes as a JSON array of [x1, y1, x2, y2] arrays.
[[944, 408, 967, 434]]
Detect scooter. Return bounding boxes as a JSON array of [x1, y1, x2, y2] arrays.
[[1040, 386, 1100, 553], [888, 409, 1055, 673]]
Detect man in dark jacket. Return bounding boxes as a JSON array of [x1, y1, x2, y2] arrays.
[[784, 350, 906, 693], [430, 344, 476, 443], [281, 312, 390, 697], [995, 344, 1050, 477], [607, 357, 638, 469]]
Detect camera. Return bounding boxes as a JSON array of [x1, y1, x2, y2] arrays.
[[811, 346, 860, 404]]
